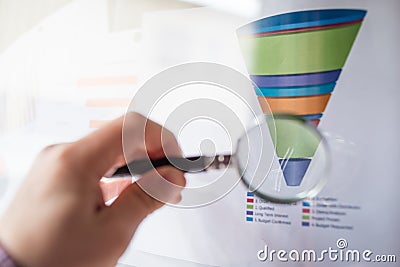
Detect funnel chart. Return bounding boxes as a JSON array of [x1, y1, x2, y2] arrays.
[[238, 9, 366, 187]]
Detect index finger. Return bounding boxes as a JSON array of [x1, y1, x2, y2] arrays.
[[122, 113, 182, 161], [72, 116, 125, 179]]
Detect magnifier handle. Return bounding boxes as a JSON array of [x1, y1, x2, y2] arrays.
[[109, 155, 232, 178]]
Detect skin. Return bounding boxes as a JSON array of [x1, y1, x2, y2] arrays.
[[0, 112, 186, 267]]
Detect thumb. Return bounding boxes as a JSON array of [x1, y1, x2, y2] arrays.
[[106, 167, 185, 234]]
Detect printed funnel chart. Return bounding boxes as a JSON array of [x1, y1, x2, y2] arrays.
[[238, 9, 366, 186]]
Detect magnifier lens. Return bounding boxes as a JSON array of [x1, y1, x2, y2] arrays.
[[237, 114, 329, 203], [236, 116, 275, 187]]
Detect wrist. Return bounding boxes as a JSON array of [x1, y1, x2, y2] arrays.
[[0, 243, 18, 267]]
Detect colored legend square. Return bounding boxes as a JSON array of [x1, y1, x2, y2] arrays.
[[247, 198, 254, 203], [302, 201, 311, 207], [302, 221, 310, 227], [302, 208, 310, 213], [302, 215, 310, 220], [246, 192, 254, 222]]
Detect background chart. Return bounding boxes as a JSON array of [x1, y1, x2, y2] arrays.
[[0, 0, 399, 266]]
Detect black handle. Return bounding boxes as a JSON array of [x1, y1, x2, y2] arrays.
[[111, 156, 209, 177]]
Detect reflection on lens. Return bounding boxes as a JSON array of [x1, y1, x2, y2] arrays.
[[236, 116, 275, 191], [238, 114, 329, 203]]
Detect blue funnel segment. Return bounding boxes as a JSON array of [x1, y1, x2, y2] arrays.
[[237, 9, 367, 35], [279, 158, 311, 186]]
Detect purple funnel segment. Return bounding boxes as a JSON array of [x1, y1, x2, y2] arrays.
[[250, 69, 341, 88], [279, 158, 311, 186]]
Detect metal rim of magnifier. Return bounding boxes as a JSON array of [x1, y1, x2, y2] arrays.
[[238, 113, 331, 203]]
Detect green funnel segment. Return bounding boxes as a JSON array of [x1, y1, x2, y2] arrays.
[[267, 116, 321, 158], [238, 23, 362, 75]]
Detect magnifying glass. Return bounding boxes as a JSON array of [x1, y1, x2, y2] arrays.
[[110, 113, 329, 203]]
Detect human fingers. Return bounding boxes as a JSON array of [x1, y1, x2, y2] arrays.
[[71, 117, 124, 180], [104, 167, 185, 238], [122, 113, 182, 162], [100, 178, 132, 202]]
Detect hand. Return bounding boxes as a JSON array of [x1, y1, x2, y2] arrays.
[[0, 112, 186, 267]]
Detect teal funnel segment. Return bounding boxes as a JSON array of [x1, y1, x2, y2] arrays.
[[256, 82, 335, 97], [279, 158, 311, 186], [301, 114, 323, 120]]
